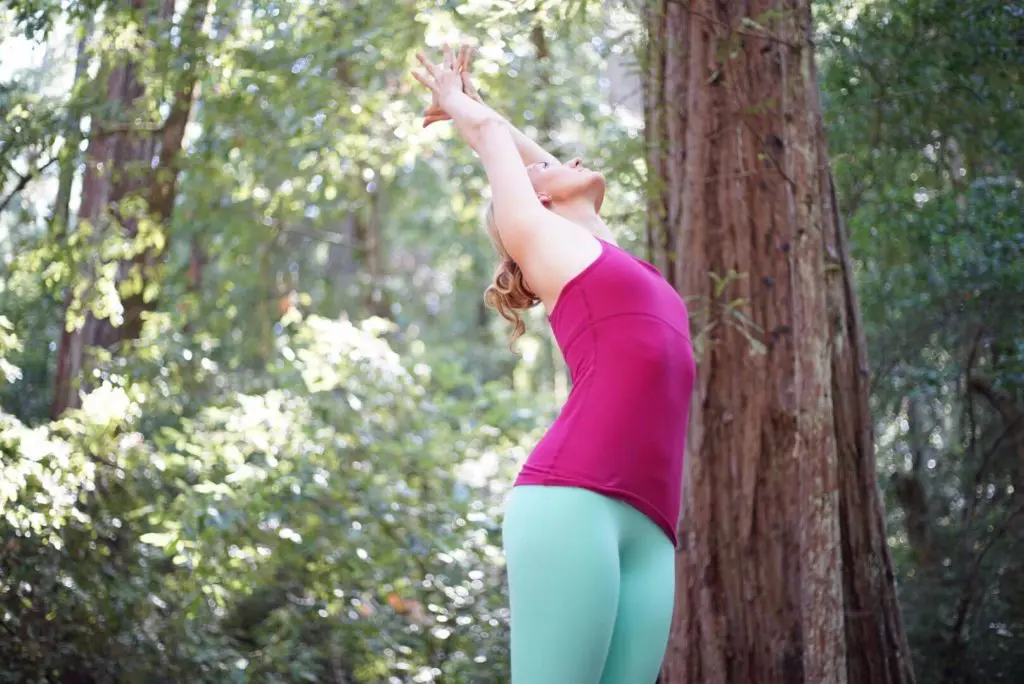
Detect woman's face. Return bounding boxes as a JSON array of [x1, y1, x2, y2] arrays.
[[526, 157, 606, 212]]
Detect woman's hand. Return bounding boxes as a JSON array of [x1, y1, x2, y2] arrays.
[[420, 44, 482, 128], [412, 44, 505, 155], [412, 44, 464, 119]]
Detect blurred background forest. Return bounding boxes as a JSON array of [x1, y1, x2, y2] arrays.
[[0, 0, 1021, 682]]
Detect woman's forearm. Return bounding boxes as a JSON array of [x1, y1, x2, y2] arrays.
[[445, 93, 557, 167], [501, 117, 560, 167], [459, 63, 559, 167], [444, 92, 560, 175]]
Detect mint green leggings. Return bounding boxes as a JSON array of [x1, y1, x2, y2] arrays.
[[502, 485, 676, 684]]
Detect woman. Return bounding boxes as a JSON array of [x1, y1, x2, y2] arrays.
[[413, 45, 695, 684]]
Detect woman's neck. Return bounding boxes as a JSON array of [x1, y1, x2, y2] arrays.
[[556, 200, 616, 244]]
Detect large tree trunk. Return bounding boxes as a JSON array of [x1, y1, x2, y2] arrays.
[[51, 0, 207, 417], [644, 2, 915, 683]]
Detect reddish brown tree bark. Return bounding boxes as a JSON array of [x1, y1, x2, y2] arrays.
[[644, 2, 915, 682], [51, 0, 207, 417]]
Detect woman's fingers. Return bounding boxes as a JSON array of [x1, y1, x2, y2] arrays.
[[423, 112, 449, 128], [423, 100, 446, 117], [416, 52, 439, 78], [422, 99, 451, 128], [411, 69, 436, 90], [414, 43, 474, 114], [460, 67, 483, 103], [456, 44, 481, 101], [456, 44, 473, 71], [460, 70, 479, 101], [459, 44, 474, 72]]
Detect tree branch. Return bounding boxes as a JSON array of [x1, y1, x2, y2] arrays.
[[967, 374, 1024, 483], [93, 122, 165, 139], [278, 225, 358, 246], [950, 499, 1024, 638], [0, 156, 59, 214]]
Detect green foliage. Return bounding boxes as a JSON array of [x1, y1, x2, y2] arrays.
[[820, 0, 1024, 680], [1, 312, 539, 681], [0, 316, 22, 384]]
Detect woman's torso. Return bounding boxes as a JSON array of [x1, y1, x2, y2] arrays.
[[514, 238, 696, 545]]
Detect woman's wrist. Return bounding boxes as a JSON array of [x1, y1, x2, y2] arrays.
[[439, 89, 481, 115], [443, 91, 501, 127]]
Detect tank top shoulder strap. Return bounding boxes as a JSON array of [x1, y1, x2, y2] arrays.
[[547, 238, 610, 320]]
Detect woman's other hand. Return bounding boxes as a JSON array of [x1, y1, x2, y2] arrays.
[[459, 47, 484, 103]]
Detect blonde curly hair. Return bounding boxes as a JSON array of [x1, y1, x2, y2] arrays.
[[481, 201, 540, 346]]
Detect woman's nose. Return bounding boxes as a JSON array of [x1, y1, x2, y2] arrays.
[[568, 157, 583, 168]]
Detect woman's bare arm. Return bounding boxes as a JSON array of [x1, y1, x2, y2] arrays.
[[414, 47, 594, 307], [440, 89, 595, 306], [460, 53, 560, 168], [438, 90, 548, 249], [501, 115, 560, 168], [422, 46, 561, 168]]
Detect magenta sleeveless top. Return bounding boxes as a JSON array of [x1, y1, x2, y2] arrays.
[[514, 238, 696, 545]]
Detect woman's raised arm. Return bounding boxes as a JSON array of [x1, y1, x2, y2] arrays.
[[422, 45, 560, 168], [412, 46, 582, 302]]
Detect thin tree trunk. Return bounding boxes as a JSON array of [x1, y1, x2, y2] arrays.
[[529, 22, 566, 397], [326, 213, 360, 315], [51, 0, 207, 417], [51, 0, 153, 416], [361, 180, 390, 318], [51, 18, 93, 240], [645, 2, 915, 682]]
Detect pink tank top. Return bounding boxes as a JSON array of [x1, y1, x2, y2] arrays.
[[514, 238, 696, 545]]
